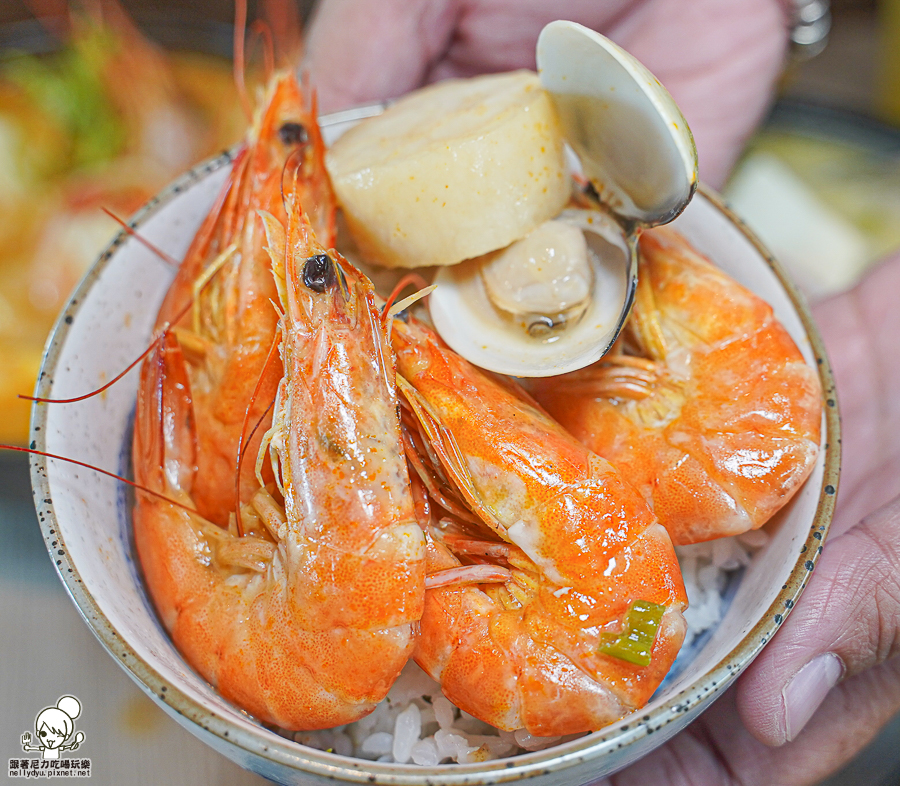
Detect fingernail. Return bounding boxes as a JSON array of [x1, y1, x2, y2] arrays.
[[783, 652, 845, 742]]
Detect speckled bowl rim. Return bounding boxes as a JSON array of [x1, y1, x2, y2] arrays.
[[30, 122, 840, 784]]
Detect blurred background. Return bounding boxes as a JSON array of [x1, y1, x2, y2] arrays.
[[1, 1, 898, 784]]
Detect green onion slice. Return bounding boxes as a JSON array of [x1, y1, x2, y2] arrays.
[[598, 599, 666, 666]]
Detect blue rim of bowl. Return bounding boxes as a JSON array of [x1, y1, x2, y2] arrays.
[[29, 112, 840, 784]]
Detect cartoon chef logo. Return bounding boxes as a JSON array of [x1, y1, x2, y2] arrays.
[[21, 695, 85, 760]]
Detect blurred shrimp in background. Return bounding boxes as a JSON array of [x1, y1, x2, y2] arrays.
[[0, 0, 262, 444]]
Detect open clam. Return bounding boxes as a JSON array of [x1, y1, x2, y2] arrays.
[[428, 208, 634, 376], [429, 20, 699, 376]]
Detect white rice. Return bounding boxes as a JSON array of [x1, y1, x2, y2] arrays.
[[676, 528, 768, 646], [289, 661, 544, 763], [284, 529, 768, 763]]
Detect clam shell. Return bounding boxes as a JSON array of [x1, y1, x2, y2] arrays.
[[537, 20, 698, 227], [429, 208, 636, 377]]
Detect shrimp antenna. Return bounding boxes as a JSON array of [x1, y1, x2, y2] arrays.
[[20, 246, 232, 405], [0, 444, 198, 515], [382, 273, 435, 326], [233, 329, 282, 537], [22, 151, 248, 405], [233, 0, 254, 123], [279, 148, 306, 217], [20, 291, 195, 405], [249, 19, 275, 83], [101, 208, 180, 268], [262, 0, 302, 65], [21, 333, 164, 405]]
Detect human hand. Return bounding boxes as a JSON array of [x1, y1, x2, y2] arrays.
[[305, 3, 900, 781], [586, 255, 900, 786], [303, 0, 788, 187]]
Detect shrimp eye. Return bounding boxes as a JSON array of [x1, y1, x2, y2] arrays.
[[279, 122, 308, 146], [303, 254, 336, 293]]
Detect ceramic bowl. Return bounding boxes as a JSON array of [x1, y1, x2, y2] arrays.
[[30, 106, 840, 785]]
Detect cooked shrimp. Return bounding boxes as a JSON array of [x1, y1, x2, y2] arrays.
[[151, 72, 334, 527], [530, 226, 822, 545], [393, 316, 687, 737], [133, 77, 424, 730]]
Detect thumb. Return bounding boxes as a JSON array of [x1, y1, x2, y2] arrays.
[[302, 0, 458, 113], [736, 496, 900, 745]]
